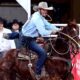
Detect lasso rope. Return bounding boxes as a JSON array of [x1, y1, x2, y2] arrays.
[[49, 37, 70, 55], [58, 32, 80, 48], [47, 15, 52, 22], [49, 32, 80, 55]]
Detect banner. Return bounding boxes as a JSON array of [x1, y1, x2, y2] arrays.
[[72, 52, 80, 80], [16, 0, 31, 19]]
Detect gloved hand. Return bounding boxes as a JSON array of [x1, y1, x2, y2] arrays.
[[3, 33, 9, 39], [51, 28, 63, 34]]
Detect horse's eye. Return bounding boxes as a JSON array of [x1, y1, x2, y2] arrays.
[[73, 28, 76, 31]]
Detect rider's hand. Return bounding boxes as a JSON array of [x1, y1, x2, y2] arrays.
[[60, 27, 64, 31], [3, 33, 9, 39], [51, 28, 62, 34], [36, 37, 44, 43]]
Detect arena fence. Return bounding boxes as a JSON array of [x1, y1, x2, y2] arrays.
[[53, 24, 80, 39]]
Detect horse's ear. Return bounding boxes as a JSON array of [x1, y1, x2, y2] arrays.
[[67, 19, 78, 28], [70, 19, 77, 24]]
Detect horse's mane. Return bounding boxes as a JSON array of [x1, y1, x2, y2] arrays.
[[3, 49, 17, 61]]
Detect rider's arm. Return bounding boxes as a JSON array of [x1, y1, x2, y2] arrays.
[[32, 15, 53, 36], [3, 32, 19, 39], [43, 18, 62, 33]]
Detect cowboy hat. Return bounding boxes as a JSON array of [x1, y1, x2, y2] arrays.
[[12, 19, 20, 25], [33, 2, 53, 11]]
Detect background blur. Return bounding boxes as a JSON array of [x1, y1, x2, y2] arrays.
[[0, 0, 80, 23]]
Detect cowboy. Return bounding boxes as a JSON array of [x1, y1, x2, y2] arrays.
[[3, 1, 63, 79], [20, 1, 63, 79]]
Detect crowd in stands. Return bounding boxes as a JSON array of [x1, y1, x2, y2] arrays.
[[0, 17, 23, 57]]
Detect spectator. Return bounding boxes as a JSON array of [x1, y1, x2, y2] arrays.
[[10, 19, 22, 49], [0, 17, 16, 57]]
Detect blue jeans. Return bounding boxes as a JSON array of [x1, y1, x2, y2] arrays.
[[0, 52, 3, 58], [8, 32, 47, 74], [21, 36, 47, 74]]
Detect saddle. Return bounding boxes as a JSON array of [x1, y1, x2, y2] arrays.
[[17, 48, 49, 80], [17, 48, 37, 60], [17, 38, 45, 61]]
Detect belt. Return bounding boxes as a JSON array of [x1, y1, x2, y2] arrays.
[[23, 36, 36, 40]]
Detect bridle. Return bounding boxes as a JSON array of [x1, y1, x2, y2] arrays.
[[69, 28, 79, 39], [72, 28, 79, 39]]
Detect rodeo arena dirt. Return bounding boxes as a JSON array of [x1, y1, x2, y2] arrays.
[[0, 0, 80, 80]]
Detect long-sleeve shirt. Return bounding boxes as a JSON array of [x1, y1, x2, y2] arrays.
[[22, 11, 61, 37], [0, 28, 16, 52]]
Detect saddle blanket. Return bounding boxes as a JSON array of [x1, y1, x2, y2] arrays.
[[71, 52, 80, 80]]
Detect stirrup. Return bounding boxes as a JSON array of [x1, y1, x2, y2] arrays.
[[35, 74, 41, 80]]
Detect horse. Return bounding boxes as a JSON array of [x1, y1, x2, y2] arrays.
[[0, 53, 16, 80], [45, 19, 79, 80], [0, 20, 79, 80], [59, 20, 79, 55]]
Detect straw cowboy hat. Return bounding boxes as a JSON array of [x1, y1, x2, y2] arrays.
[[33, 2, 53, 11]]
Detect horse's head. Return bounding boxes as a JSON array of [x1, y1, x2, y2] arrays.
[[62, 19, 79, 41], [47, 19, 79, 57], [57, 19, 79, 55]]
